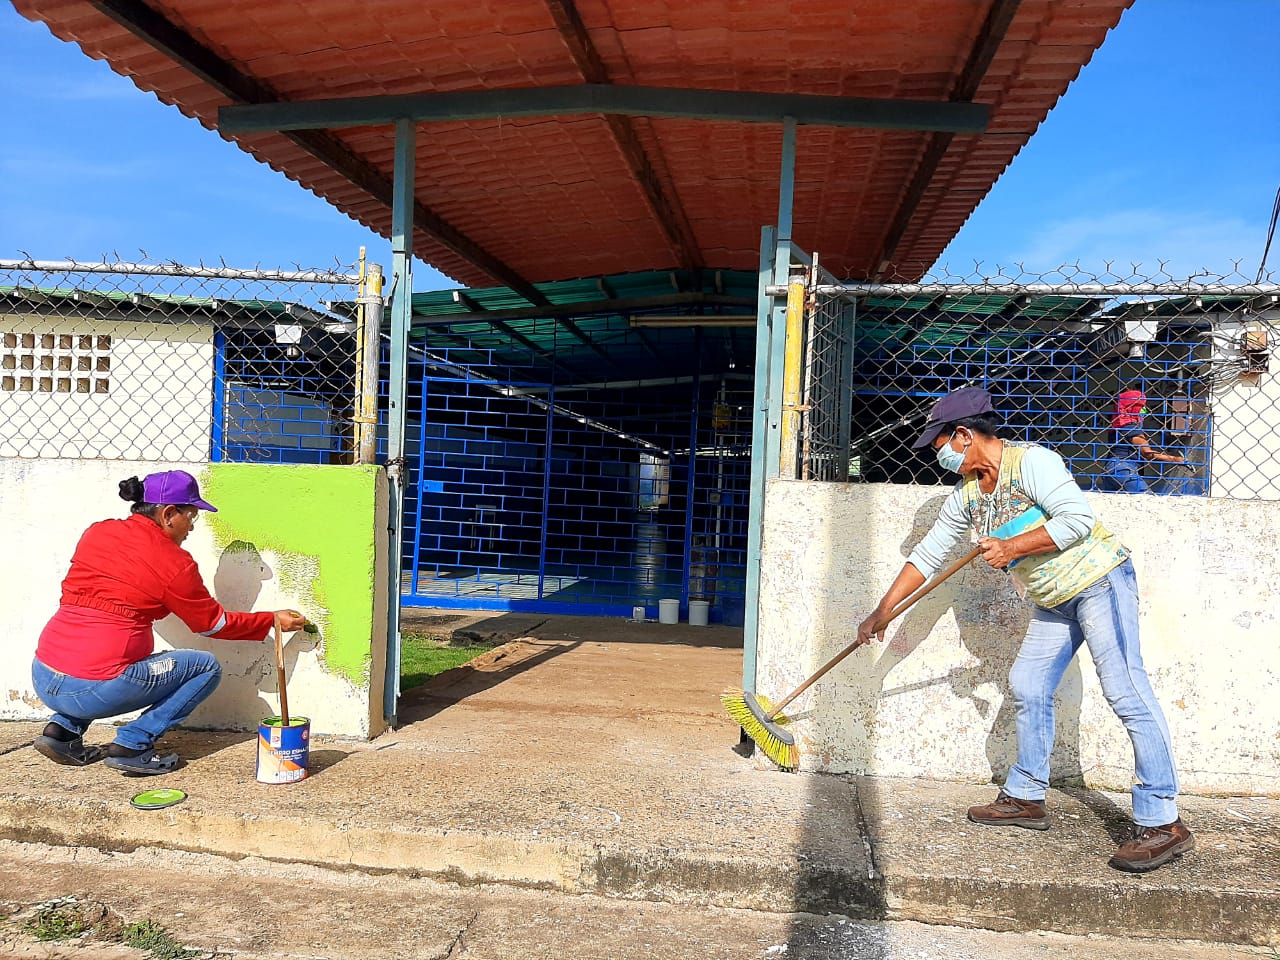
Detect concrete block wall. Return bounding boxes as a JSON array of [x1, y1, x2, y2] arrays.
[[1, 459, 388, 739], [759, 479, 1280, 796], [0, 317, 214, 460]]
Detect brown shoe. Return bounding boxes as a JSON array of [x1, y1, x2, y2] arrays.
[[1108, 819, 1194, 873], [966, 791, 1050, 831]]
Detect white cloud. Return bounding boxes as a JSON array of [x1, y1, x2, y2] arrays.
[[1007, 209, 1266, 281], [0, 145, 148, 183]]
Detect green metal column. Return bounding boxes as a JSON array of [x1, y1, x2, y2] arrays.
[[764, 118, 797, 480], [742, 226, 775, 692], [384, 117, 415, 725], [742, 116, 798, 694]]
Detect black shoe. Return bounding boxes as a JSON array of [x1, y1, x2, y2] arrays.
[[33, 735, 105, 766], [103, 748, 182, 777]]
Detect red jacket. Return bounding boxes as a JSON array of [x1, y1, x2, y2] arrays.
[[37, 513, 274, 680]]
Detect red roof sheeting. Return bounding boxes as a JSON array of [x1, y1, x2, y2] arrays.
[[16, 0, 1131, 286]]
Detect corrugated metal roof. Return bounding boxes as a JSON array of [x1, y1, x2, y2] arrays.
[[15, 0, 1131, 288], [0, 285, 332, 323]]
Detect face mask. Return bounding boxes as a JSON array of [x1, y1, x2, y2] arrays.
[[935, 431, 967, 473]]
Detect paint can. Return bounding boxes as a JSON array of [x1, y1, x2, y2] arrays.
[[658, 598, 680, 624], [688, 600, 710, 627], [256, 716, 310, 784]]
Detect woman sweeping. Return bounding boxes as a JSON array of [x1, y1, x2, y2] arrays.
[[856, 388, 1192, 873], [31, 469, 308, 776]]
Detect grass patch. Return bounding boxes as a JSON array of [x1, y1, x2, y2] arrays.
[[18, 898, 200, 958], [25, 901, 87, 941], [122, 919, 201, 959], [401, 632, 493, 691]]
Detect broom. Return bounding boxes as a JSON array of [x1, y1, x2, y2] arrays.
[[723, 505, 1049, 770]]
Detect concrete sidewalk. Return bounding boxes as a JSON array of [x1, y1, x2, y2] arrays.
[[1, 614, 1277, 947]]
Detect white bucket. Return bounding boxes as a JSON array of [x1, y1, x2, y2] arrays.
[[688, 600, 709, 626], [658, 598, 680, 624]]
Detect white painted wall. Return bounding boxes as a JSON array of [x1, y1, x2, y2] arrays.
[[0, 459, 386, 739], [0, 315, 213, 460], [759, 479, 1280, 796]]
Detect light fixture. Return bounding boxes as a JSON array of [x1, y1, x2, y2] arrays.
[[274, 323, 305, 359], [629, 315, 755, 328]]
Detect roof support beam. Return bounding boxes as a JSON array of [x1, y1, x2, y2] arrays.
[[414, 292, 756, 327], [217, 84, 990, 135], [871, 0, 1021, 276], [89, 0, 546, 305], [543, 0, 703, 272]]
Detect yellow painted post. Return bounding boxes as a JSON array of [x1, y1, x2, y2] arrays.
[[355, 261, 384, 465], [779, 275, 806, 479]]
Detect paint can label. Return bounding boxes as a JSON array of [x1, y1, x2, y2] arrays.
[[256, 717, 310, 785]]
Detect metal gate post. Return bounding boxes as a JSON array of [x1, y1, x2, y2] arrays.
[[742, 116, 799, 695], [779, 277, 806, 479], [356, 262, 384, 465], [836, 296, 856, 480], [384, 117, 415, 726]]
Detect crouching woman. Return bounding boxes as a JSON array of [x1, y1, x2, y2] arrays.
[[31, 470, 307, 776]]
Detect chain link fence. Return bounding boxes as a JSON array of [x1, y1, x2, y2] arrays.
[[783, 263, 1280, 500], [0, 258, 364, 463]]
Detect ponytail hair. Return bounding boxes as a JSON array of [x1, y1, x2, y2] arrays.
[[118, 476, 159, 518]]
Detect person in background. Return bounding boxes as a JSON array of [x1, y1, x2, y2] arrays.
[[856, 387, 1192, 873], [31, 469, 308, 776], [1105, 388, 1185, 494]]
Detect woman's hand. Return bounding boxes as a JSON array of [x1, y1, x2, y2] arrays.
[[856, 610, 890, 647], [274, 609, 309, 633], [977, 536, 1017, 570]]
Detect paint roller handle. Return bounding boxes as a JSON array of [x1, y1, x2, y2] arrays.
[[768, 545, 983, 720], [273, 617, 289, 727], [271, 611, 308, 727]]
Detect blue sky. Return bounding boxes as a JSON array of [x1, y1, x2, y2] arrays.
[[1, 0, 1276, 288]]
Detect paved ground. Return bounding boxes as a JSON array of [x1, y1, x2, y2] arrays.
[[0, 840, 1270, 960], [2, 612, 1277, 950]]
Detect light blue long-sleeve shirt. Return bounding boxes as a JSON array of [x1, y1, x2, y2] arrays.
[[906, 445, 1094, 580]]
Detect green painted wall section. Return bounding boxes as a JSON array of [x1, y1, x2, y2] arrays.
[[200, 464, 380, 685]]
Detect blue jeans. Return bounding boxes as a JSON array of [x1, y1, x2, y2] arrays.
[[31, 651, 222, 751], [1102, 457, 1150, 494], [1003, 559, 1180, 826]]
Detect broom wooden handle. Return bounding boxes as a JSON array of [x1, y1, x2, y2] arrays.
[[767, 544, 983, 719], [274, 618, 290, 727]]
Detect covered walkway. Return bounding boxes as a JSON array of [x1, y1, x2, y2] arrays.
[[1, 613, 1275, 947]]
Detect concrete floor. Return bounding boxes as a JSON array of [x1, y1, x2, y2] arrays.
[[1, 840, 1269, 960], [1, 612, 1277, 948]]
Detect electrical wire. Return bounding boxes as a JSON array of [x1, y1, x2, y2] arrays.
[[1257, 185, 1280, 284]]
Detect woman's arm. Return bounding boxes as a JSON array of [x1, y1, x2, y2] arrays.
[[857, 562, 926, 646], [1129, 431, 1185, 464], [859, 485, 970, 644], [162, 559, 275, 641], [976, 446, 1094, 569]]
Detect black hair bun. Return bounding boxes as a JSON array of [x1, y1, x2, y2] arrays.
[[118, 477, 144, 503]]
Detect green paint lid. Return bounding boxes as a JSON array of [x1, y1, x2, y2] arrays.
[[130, 788, 187, 811]]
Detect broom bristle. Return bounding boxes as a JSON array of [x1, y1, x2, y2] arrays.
[[720, 689, 800, 771]]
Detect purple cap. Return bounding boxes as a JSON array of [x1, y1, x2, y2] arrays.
[[141, 470, 218, 512], [911, 387, 996, 449]]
